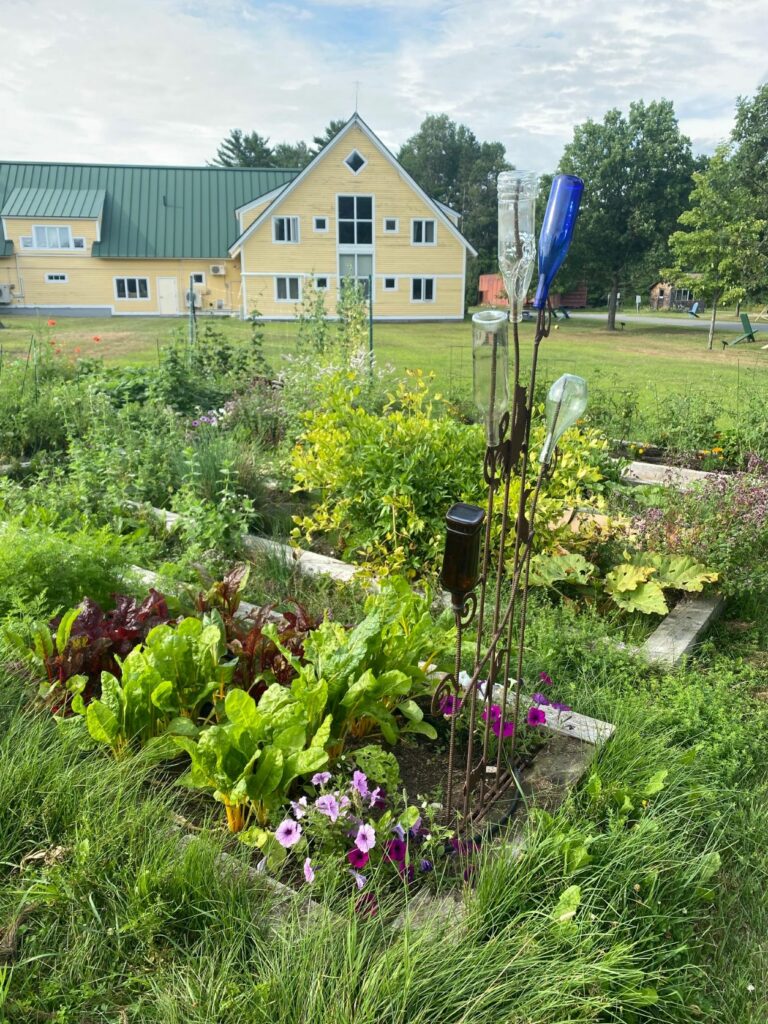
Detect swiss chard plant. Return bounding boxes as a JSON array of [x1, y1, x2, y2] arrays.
[[174, 685, 332, 831], [264, 578, 455, 755], [6, 589, 175, 712], [69, 615, 235, 758]]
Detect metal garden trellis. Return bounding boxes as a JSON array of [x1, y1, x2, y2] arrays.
[[434, 171, 587, 829]]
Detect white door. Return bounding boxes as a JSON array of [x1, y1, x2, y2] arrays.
[[157, 276, 179, 315]]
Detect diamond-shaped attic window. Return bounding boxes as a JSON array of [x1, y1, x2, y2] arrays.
[[345, 150, 366, 174]]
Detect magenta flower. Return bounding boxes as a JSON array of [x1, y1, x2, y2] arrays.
[[315, 795, 341, 822], [352, 771, 369, 799], [482, 704, 514, 738], [347, 848, 369, 869], [303, 857, 315, 883], [397, 862, 415, 884], [275, 818, 302, 848], [349, 869, 367, 890], [383, 838, 407, 864], [439, 694, 463, 716], [312, 771, 331, 786], [355, 823, 376, 853], [481, 703, 502, 724], [539, 671, 553, 686], [527, 707, 547, 727], [449, 836, 481, 856]]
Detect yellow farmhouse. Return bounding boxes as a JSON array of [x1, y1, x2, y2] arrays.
[[0, 115, 476, 321]]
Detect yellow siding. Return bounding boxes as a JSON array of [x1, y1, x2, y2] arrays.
[[0, 254, 241, 314], [239, 197, 273, 232], [3, 216, 101, 251], [240, 124, 466, 319]]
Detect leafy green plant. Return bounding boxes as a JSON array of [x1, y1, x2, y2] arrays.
[[529, 549, 718, 615], [291, 371, 612, 578], [174, 685, 331, 830], [70, 616, 235, 757]]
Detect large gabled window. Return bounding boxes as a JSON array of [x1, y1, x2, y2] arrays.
[[337, 196, 373, 246]]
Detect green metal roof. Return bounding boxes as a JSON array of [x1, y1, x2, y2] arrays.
[[0, 162, 298, 259], [1, 186, 106, 219]]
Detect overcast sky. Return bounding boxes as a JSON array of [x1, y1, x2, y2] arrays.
[[5, 0, 768, 171]]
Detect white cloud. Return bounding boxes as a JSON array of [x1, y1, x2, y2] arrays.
[[3, 0, 767, 170]]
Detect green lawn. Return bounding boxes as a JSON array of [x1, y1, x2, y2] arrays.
[[2, 312, 767, 412]]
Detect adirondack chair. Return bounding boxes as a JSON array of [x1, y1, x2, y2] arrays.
[[687, 302, 700, 318], [722, 313, 758, 348]]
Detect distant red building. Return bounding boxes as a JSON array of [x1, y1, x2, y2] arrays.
[[477, 274, 588, 309]]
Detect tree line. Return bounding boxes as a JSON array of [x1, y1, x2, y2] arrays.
[[212, 84, 768, 342]]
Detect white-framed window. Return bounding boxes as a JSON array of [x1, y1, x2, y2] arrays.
[[45, 273, 68, 283], [190, 271, 205, 286], [383, 217, 398, 234], [26, 225, 85, 250], [313, 216, 328, 232], [412, 219, 436, 245], [273, 216, 299, 243], [275, 275, 301, 301], [339, 253, 372, 298], [411, 277, 435, 302], [315, 276, 329, 290], [344, 150, 367, 175], [338, 195, 373, 245], [114, 277, 150, 300], [383, 276, 397, 291]]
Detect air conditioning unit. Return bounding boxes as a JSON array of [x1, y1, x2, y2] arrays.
[[185, 289, 203, 308], [210, 264, 226, 276], [0, 283, 13, 304]]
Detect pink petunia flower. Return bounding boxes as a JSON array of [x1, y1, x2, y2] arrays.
[[312, 771, 331, 786], [352, 770, 369, 799], [315, 795, 341, 822], [539, 671, 554, 686], [275, 818, 302, 848], [303, 857, 315, 883], [349, 869, 367, 890], [527, 707, 547, 727], [355, 823, 376, 853]]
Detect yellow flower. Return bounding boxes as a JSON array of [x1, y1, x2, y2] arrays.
[[712, 447, 723, 453]]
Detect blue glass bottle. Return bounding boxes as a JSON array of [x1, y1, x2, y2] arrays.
[[532, 174, 584, 309]]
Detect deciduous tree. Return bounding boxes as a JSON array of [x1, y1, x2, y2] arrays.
[[666, 148, 765, 349], [556, 100, 694, 329]]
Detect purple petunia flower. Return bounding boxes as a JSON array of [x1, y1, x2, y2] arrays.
[[347, 848, 370, 869], [369, 787, 385, 809], [527, 707, 547, 727], [449, 836, 481, 856], [315, 795, 341, 822], [355, 823, 376, 853], [303, 857, 315, 883], [539, 671, 553, 686], [420, 858, 434, 873], [482, 703, 514, 738], [531, 692, 550, 706], [392, 823, 405, 841], [290, 796, 308, 819], [550, 701, 572, 713], [397, 862, 415, 884], [312, 771, 331, 786], [439, 694, 463, 716], [191, 419, 200, 427], [383, 838, 407, 864], [352, 770, 369, 799], [349, 869, 367, 890], [275, 818, 302, 848]]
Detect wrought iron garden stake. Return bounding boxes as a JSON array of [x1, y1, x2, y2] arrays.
[[437, 172, 585, 829]]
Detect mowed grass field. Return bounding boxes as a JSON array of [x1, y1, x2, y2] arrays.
[[2, 311, 767, 412]]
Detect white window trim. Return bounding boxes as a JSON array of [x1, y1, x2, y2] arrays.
[[45, 273, 69, 283], [411, 218, 437, 246], [190, 271, 206, 286], [382, 276, 397, 291], [272, 215, 300, 244], [113, 276, 151, 301], [383, 217, 399, 234], [411, 277, 436, 303], [274, 275, 302, 302], [29, 224, 85, 250], [343, 150, 367, 175], [313, 216, 329, 233]]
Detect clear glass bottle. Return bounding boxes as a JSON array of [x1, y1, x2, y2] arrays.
[[498, 170, 538, 322], [472, 309, 510, 445], [539, 373, 588, 464]]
